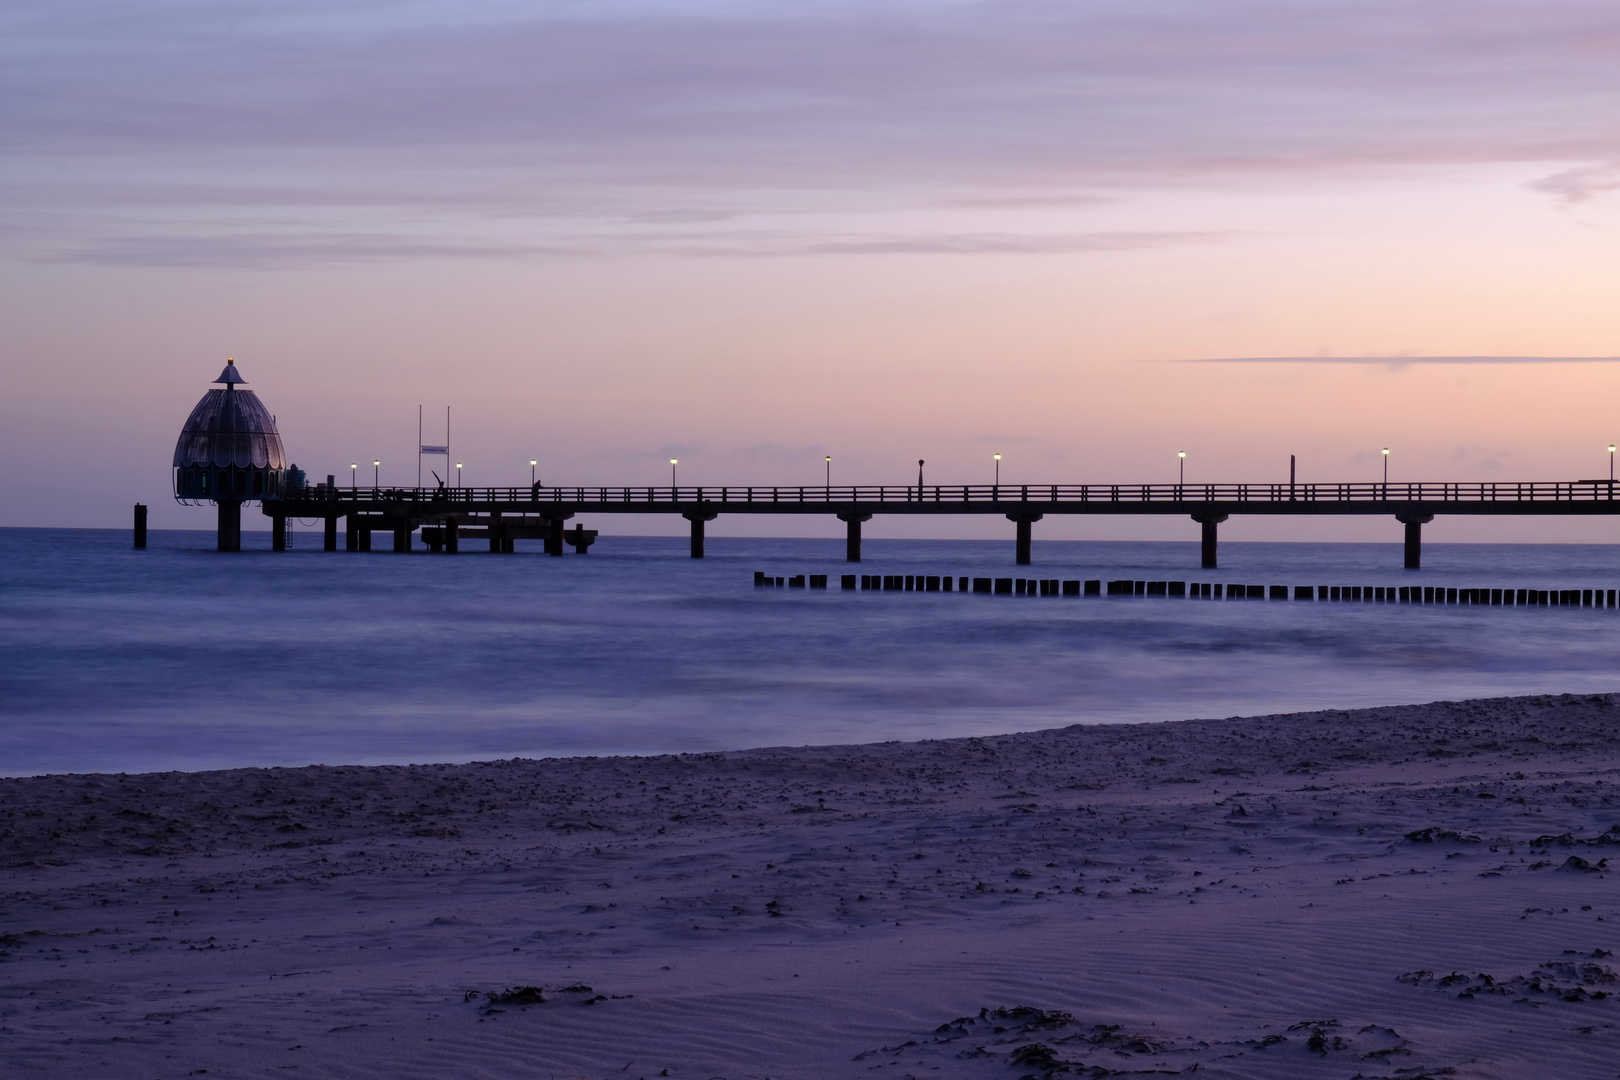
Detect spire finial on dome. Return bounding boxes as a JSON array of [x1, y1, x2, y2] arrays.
[[214, 357, 247, 385]]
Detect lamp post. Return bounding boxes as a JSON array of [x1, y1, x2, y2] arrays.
[[1382, 447, 1390, 486], [373, 460, 380, 488], [455, 462, 462, 488], [671, 458, 678, 488], [1178, 450, 1186, 487], [350, 463, 356, 491], [917, 459, 925, 500], [1609, 445, 1615, 483], [994, 453, 1001, 486], [825, 455, 831, 490], [531, 459, 537, 486]]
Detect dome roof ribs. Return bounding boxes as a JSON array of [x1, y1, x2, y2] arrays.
[[173, 358, 287, 484]]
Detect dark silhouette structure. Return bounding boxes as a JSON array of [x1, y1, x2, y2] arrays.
[[256, 479, 1620, 568], [158, 362, 1620, 566], [172, 359, 300, 551]]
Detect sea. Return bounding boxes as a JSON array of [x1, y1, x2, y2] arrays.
[[4, 526, 1620, 777]]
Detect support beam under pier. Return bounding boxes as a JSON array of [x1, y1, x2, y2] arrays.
[[1192, 512, 1228, 569], [1007, 512, 1043, 565], [345, 513, 359, 552], [324, 514, 338, 552], [217, 500, 241, 552], [272, 512, 287, 551], [1398, 513, 1432, 570], [838, 513, 872, 562], [684, 512, 718, 558], [394, 522, 412, 552], [133, 503, 147, 549]]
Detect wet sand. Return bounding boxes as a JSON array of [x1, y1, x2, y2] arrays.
[[3, 693, 1618, 1078]]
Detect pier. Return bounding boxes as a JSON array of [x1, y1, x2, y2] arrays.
[[251, 479, 1620, 569], [164, 359, 1620, 568]]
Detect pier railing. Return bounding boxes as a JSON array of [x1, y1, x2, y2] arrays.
[[277, 480, 1620, 506]]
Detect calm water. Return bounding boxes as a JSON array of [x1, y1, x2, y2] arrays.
[[3, 526, 1620, 776]]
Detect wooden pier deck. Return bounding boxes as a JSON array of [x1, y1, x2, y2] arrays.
[[253, 479, 1620, 568]]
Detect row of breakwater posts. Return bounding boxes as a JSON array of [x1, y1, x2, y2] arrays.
[[152, 478, 1620, 569], [756, 571, 1620, 608]]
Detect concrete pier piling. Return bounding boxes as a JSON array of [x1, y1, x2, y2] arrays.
[[271, 511, 287, 551], [685, 512, 718, 558], [216, 500, 241, 552], [1193, 512, 1227, 569], [565, 525, 598, 553], [1008, 512, 1042, 565], [839, 513, 871, 562], [324, 514, 338, 552], [133, 503, 147, 549], [1399, 513, 1432, 570]]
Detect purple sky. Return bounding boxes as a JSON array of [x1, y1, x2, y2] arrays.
[[3, 1, 1619, 540]]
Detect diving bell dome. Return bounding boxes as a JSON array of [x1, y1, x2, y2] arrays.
[[172, 358, 294, 502]]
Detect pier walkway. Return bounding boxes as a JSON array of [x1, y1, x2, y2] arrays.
[[254, 479, 1620, 569]]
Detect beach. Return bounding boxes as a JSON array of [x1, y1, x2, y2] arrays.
[[3, 692, 1617, 1078]]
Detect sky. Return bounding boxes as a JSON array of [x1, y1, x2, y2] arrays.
[[3, 0, 1619, 542]]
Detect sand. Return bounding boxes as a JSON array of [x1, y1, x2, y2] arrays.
[[3, 693, 1619, 1079]]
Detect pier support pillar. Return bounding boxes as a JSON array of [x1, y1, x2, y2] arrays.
[[446, 519, 460, 554], [359, 524, 372, 552], [1007, 512, 1043, 565], [1397, 513, 1432, 570], [489, 512, 504, 554], [217, 500, 241, 552], [393, 522, 412, 552], [271, 512, 287, 551], [684, 512, 718, 558], [323, 514, 338, 552], [133, 503, 147, 549], [1192, 512, 1228, 570], [345, 513, 359, 552], [546, 517, 564, 556], [838, 513, 872, 562]]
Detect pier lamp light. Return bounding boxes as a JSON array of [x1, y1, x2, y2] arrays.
[[671, 458, 678, 487], [1382, 447, 1390, 485], [373, 460, 379, 487], [1178, 450, 1186, 486], [350, 463, 356, 491], [994, 453, 1001, 486], [530, 459, 537, 485]]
